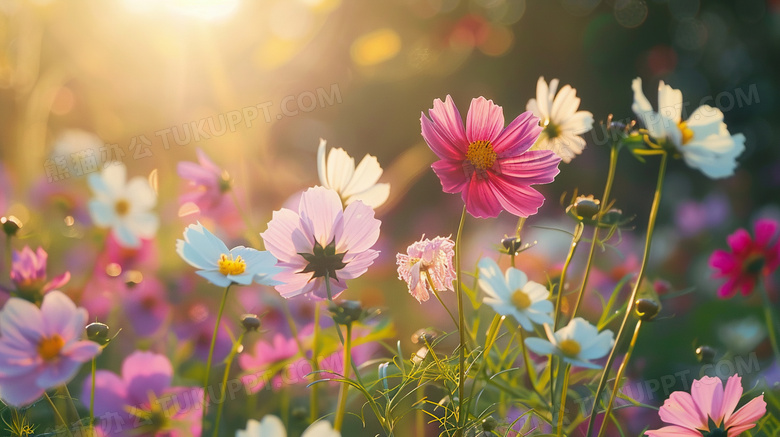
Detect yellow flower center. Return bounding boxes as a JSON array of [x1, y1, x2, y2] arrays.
[[115, 199, 130, 216], [511, 289, 532, 310], [218, 254, 246, 276], [678, 121, 694, 145], [542, 119, 561, 139], [38, 335, 65, 361], [558, 339, 581, 358], [466, 140, 497, 170]]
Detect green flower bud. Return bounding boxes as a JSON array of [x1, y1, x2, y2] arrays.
[[501, 236, 523, 256], [241, 314, 261, 332], [696, 345, 716, 364], [634, 298, 661, 322], [329, 300, 363, 325], [1, 216, 22, 237], [481, 416, 498, 432], [86, 322, 110, 346]]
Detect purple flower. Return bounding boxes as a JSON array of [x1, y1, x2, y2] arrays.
[[0, 291, 101, 407], [10, 246, 70, 297], [261, 186, 381, 300], [175, 304, 232, 363], [396, 235, 455, 303], [123, 278, 171, 337], [83, 350, 203, 437]]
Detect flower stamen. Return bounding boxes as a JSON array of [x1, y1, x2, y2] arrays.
[[218, 254, 246, 276], [511, 289, 532, 310], [115, 199, 130, 216], [558, 339, 581, 357], [38, 335, 65, 361], [466, 140, 497, 170], [678, 121, 694, 145]]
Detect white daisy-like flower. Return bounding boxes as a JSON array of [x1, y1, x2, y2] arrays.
[[524, 317, 614, 369], [478, 257, 553, 331], [526, 77, 594, 163], [236, 416, 340, 437], [317, 138, 390, 208], [87, 163, 158, 248], [631, 77, 746, 179]]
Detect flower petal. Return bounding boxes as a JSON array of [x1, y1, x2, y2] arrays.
[[718, 374, 743, 425], [492, 111, 542, 156], [431, 160, 469, 194], [725, 394, 766, 431], [428, 95, 468, 151], [463, 177, 503, 219], [659, 391, 707, 430], [466, 97, 504, 143]]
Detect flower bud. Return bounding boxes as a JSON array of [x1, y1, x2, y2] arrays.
[[600, 208, 624, 226], [566, 195, 600, 224], [481, 416, 498, 432], [501, 236, 523, 256], [634, 298, 660, 322], [695, 345, 716, 364], [411, 328, 437, 345], [1, 216, 22, 237], [329, 300, 363, 325], [86, 322, 110, 346], [241, 314, 261, 332]]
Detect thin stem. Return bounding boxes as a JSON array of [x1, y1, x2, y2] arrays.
[[586, 152, 667, 436], [424, 271, 458, 328], [759, 283, 780, 364], [416, 386, 426, 436], [90, 357, 96, 431], [212, 331, 245, 437], [556, 363, 571, 436], [454, 206, 467, 435], [310, 303, 321, 423], [572, 144, 620, 318], [597, 321, 642, 437], [202, 284, 232, 430], [333, 323, 353, 431], [323, 271, 367, 389], [553, 223, 583, 330], [45, 392, 74, 437], [61, 385, 81, 427]]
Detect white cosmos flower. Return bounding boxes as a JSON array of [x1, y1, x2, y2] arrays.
[[526, 77, 594, 163], [524, 317, 614, 369], [631, 77, 745, 179], [317, 138, 390, 208], [478, 258, 553, 331], [87, 163, 158, 248], [236, 416, 340, 437]]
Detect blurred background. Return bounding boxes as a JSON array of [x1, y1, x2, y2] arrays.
[[1, 0, 779, 434]]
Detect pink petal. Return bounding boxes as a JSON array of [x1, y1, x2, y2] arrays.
[[466, 97, 504, 144], [431, 160, 469, 194], [498, 150, 561, 184], [335, 201, 380, 254], [709, 250, 738, 274], [645, 425, 701, 437], [421, 113, 464, 161], [40, 291, 83, 341], [691, 376, 724, 425], [492, 111, 543, 156], [738, 276, 756, 296], [0, 297, 44, 347], [726, 229, 752, 255], [428, 95, 468, 149], [725, 394, 766, 430], [717, 279, 740, 299], [658, 391, 707, 430], [489, 174, 547, 218], [261, 208, 303, 262], [463, 178, 503, 218], [753, 219, 779, 247], [41, 271, 71, 293], [122, 351, 172, 404], [36, 356, 82, 389], [62, 340, 101, 362], [718, 375, 743, 425], [338, 250, 380, 280], [299, 187, 343, 246], [0, 370, 45, 407]]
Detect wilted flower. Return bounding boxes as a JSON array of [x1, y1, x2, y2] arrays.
[[318, 139, 390, 208], [478, 258, 553, 331], [526, 77, 594, 163], [524, 317, 614, 369], [10, 246, 70, 298], [632, 78, 745, 179], [177, 222, 280, 288], [709, 218, 780, 298], [88, 163, 159, 248], [396, 235, 455, 303], [0, 291, 101, 407], [261, 186, 381, 300], [236, 416, 340, 437], [421, 95, 561, 218], [645, 375, 766, 436]]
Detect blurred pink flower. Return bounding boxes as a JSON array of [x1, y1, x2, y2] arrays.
[[123, 277, 171, 337], [10, 246, 70, 297], [177, 148, 236, 217], [261, 186, 381, 300], [396, 235, 455, 303], [0, 291, 101, 407], [239, 333, 301, 393], [174, 305, 232, 363], [709, 219, 780, 298], [646, 375, 766, 436], [420, 95, 560, 218]]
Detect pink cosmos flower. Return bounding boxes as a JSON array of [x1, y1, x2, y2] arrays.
[[709, 219, 780, 298], [10, 246, 70, 298], [646, 375, 766, 436], [396, 235, 455, 303], [239, 333, 301, 393], [261, 186, 381, 300], [420, 95, 561, 218], [0, 291, 101, 407], [123, 277, 171, 338], [177, 148, 233, 214]]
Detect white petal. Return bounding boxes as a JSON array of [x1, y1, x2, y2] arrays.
[[550, 84, 579, 123], [346, 183, 390, 209], [326, 147, 355, 193], [504, 267, 528, 292], [535, 76, 551, 118], [341, 154, 383, 199], [317, 138, 329, 188], [126, 177, 157, 212], [657, 81, 683, 124], [524, 337, 557, 356]]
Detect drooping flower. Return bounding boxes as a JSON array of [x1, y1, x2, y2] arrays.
[[478, 258, 553, 331], [236, 416, 340, 437], [709, 219, 780, 298], [88, 163, 159, 248], [177, 222, 280, 288], [524, 317, 614, 369], [261, 186, 381, 300], [82, 350, 203, 437], [0, 291, 101, 407], [238, 334, 301, 393], [526, 77, 594, 163], [318, 139, 390, 208], [177, 148, 235, 216], [420, 95, 561, 218], [396, 235, 455, 303], [632, 78, 745, 179], [646, 375, 766, 437], [10, 246, 70, 298]]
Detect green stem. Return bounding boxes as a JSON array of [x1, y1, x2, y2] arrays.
[[45, 392, 74, 437], [597, 321, 642, 437], [333, 323, 353, 431], [572, 144, 619, 318], [202, 284, 232, 430], [61, 385, 81, 428], [424, 271, 459, 328], [759, 283, 780, 364], [553, 223, 583, 330], [323, 272, 367, 392], [586, 152, 667, 436], [90, 357, 96, 431], [454, 206, 467, 435], [310, 303, 321, 423], [556, 363, 571, 436], [212, 331, 245, 437], [518, 329, 539, 393], [416, 386, 426, 436]]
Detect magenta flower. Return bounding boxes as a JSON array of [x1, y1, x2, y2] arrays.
[[421, 95, 561, 218], [646, 375, 766, 436], [83, 350, 203, 437], [709, 219, 780, 298], [0, 291, 101, 407], [177, 148, 234, 216], [239, 333, 301, 393], [10, 246, 70, 297], [261, 186, 381, 300], [396, 235, 455, 303]]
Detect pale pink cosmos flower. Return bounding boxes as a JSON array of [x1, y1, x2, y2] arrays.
[[10, 246, 70, 297], [396, 235, 455, 303], [239, 334, 301, 393], [261, 186, 381, 300], [177, 148, 233, 215], [0, 291, 101, 407], [646, 375, 766, 436], [421, 95, 561, 218]]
